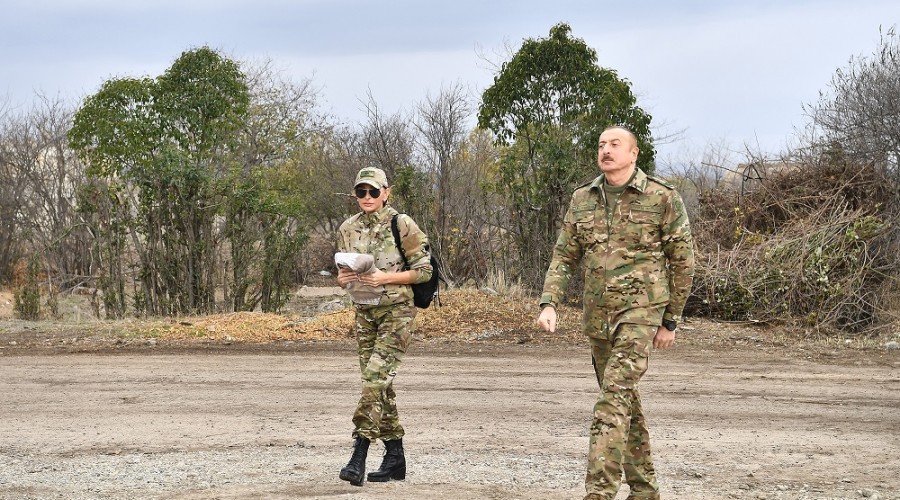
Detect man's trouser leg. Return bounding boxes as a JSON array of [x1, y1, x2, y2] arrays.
[[622, 388, 660, 499], [352, 303, 415, 441], [586, 323, 656, 499]]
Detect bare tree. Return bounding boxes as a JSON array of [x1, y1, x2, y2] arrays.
[[359, 91, 415, 182], [0, 94, 91, 295], [225, 58, 321, 311], [448, 128, 507, 283], [414, 82, 472, 266], [356, 93, 429, 227], [0, 98, 28, 283], [803, 26, 900, 178]]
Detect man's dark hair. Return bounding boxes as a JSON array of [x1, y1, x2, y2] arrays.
[[599, 126, 639, 148]]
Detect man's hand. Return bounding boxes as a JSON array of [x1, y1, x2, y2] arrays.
[[537, 306, 557, 333], [653, 325, 675, 349]]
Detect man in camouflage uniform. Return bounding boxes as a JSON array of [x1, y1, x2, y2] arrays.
[[336, 167, 433, 486], [537, 127, 694, 500]]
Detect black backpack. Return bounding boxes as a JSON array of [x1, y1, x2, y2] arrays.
[[390, 214, 444, 308]]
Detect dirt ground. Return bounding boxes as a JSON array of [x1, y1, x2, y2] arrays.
[[1, 287, 899, 499]]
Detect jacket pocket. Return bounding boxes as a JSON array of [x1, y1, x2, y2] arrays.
[[626, 206, 663, 248]]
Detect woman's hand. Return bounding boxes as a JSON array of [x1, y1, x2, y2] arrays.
[[336, 267, 358, 287], [358, 268, 389, 287], [339, 267, 415, 287]]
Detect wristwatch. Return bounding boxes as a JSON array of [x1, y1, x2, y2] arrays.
[[661, 319, 677, 332]]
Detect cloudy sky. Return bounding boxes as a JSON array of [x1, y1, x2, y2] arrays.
[[2, 0, 897, 161]]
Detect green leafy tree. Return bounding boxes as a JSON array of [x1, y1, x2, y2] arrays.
[[70, 47, 252, 316], [478, 22, 654, 288]]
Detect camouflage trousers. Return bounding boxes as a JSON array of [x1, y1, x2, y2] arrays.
[[585, 323, 660, 500], [350, 301, 415, 442]]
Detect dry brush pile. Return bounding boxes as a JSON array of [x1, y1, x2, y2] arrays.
[[686, 153, 900, 334]]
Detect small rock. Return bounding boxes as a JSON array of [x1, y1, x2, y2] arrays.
[[8, 341, 16, 346], [776, 484, 788, 491], [318, 270, 332, 277], [885, 341, 898, 350]]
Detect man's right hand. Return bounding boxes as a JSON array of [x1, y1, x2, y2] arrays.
[[537, 306, 557, 333]]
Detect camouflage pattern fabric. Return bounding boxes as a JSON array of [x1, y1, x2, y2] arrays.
[[540, 168, 695, 337], [355, 166, 389, 189], [338, 205, 431, 440], [338, 205, 433, 308], [539, 167, 694, 499], [351, 301, 415, 441], [587, 324, 659, 500]]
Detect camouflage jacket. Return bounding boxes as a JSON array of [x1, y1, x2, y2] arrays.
[[540, 168, 695, 338], [337, 205, 433, 308]]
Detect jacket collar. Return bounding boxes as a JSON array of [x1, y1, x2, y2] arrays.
[[589, 167, 647, 194], [358, 205, 396, 227]]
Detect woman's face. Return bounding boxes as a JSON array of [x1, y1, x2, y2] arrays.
[[355, 184, 389, 214]]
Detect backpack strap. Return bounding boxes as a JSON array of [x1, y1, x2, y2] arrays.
[[390, 214, 411, 270], [391, 213, 444, 308]]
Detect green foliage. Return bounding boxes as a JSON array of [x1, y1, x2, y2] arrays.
[[69, 46, 307, 316], [74, 179, 130, 318], [13, 255, 41, 320], [478, 22, 654, 173], [157, 47, 250, 159], [223, 161, 308, 312], [68, 77, 159, 178], [477, 23, 654, 288]]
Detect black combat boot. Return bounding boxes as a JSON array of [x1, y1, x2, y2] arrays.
[[367, 438, 406, 482], [339, 436, 370, 486]]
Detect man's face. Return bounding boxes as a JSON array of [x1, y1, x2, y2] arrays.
[[597, 128, 639, 177]]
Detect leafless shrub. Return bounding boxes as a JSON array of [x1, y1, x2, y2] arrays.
[[687, 151, 900, 334]]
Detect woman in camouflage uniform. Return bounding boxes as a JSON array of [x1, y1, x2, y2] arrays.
[[335, 166, 433, 487]]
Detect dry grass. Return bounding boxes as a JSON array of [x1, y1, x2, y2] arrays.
[[3, 288, 896, 359], [141, 289, 585, 345]]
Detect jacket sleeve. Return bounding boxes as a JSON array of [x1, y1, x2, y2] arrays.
[[336, 218, 352, 253], [661, 190, 695, 322], [397, 214, 433, 284], [539, 195, 584, 309]]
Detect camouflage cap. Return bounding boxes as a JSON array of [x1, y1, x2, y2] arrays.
[[354, 167, 388, 189]]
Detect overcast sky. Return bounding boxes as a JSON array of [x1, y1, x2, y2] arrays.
[[2, 0, 898, 162]]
